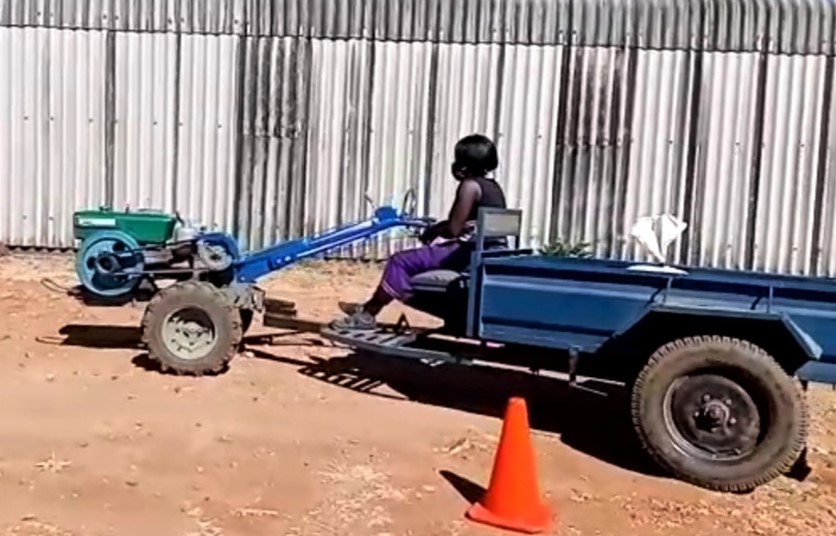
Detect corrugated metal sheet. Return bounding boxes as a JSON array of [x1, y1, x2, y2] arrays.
[[622, 50, 691, 261], [690, 52, 760, 271], [361, 40, 433, 256], [236, 36, 311, 251], [2, 1, 836, 53], [112, 31, 178, 213], [175, 34, 240, 233], [3, 0, 836, 278], [112, 32, 239, 232], [494, 43, 563, 250], [817, 59, 836, 277], [0, 27, 107, 247], [752, 54, 827, 275]]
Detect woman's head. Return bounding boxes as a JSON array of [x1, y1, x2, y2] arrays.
[[451, 134, 498, 180]]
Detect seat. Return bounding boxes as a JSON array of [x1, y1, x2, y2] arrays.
[[410, 269, 464, 292]]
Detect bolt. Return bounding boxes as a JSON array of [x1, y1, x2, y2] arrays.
[[724, 399, 733, 406], [729, 418, 737, 425], [703, 394, 712, 402]]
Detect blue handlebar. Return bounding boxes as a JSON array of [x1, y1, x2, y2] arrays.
[[221, 204, 430, 283]]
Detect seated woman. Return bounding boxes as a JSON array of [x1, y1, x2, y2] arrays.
[[332, 134, 507, 331]]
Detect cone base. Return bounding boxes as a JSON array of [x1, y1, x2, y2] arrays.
[[466, 500, 553, 534]]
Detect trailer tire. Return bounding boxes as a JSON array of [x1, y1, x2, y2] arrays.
[[631, 335, 808, 493], [141, 281, 242, 376]]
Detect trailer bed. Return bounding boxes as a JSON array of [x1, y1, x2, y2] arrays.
[[477, 255, 836, 364]]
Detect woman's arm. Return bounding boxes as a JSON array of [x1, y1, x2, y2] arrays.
[[421, 180, 481, 242]]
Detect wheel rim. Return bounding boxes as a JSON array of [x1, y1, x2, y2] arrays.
[[161, 307, 218, 361], [663, 373, 763, 461]]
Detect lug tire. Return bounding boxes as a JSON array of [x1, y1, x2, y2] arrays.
[[141, 281, 242, 376], [631, 335, 808, 493]]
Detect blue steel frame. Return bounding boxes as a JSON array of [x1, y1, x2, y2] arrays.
[[228, 205, 430, 283]]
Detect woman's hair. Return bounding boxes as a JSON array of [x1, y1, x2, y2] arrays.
[[451, 134, 499, 179]]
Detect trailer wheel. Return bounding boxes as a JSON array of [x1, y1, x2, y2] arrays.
[[141, 281, 242, 376], [631, 336, 808, 493]]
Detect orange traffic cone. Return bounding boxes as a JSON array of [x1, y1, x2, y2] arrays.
[[466, 397, 553, 534]]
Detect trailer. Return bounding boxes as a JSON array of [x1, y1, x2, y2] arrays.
[[320, 208, 836, 493]]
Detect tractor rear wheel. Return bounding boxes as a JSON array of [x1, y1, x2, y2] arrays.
[[141, 281, 242, 375], [631, 335, 808, 492]]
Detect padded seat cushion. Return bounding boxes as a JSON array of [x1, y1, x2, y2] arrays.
[[410, 269, 464, 291]]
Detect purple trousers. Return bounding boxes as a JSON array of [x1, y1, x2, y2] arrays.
[[379, 241, 470, 301]]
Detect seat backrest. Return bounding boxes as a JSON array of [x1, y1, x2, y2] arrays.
[[474, 207, 523, 250], [466, 208, 523, 338]]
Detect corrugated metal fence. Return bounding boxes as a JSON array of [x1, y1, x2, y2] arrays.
[[2, 0, 836, 275]]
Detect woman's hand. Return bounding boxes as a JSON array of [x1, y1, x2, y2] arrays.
[[419, 180, 481, 244], [419, 221, 444, 244]]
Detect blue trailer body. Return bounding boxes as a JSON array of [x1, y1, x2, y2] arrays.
[[321, 207, 829, 493], [474, 255, 836, 384]]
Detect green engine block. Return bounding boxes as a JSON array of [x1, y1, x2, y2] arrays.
[[73, 207, 178, 245]]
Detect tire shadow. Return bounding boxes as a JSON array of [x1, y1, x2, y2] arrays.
[[49, 324, 324, 350]]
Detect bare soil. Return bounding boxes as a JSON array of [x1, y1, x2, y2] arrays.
[[0, 254, 835, 536]]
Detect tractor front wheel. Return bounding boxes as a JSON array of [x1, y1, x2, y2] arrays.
[[141, 281, 242, 375]]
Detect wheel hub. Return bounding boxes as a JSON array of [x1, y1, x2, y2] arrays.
[[697, 399, 732, 429], [665, 374, 762, 460], [95, 252, 121, 275], [162, 307, 218, 361]]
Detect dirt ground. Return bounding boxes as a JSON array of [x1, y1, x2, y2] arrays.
[[0, 254, 835, 536]]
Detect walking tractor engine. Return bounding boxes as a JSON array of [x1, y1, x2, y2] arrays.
[[70, 192, 430, 375], [73, 207, 227, 301]]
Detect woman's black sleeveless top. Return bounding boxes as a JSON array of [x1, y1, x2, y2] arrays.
[[466, 177, 507, 222]]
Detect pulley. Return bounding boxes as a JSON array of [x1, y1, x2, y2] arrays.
[[75, 230, 145, 299]]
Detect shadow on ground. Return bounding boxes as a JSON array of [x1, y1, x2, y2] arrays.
[[293, 349, 662, 479], [48, 324, 320, 375], [51, 323, 660, 479], [47, 324, 325, 351]]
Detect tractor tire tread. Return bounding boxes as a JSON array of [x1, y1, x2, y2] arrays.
[[141, 281, 242, 376]]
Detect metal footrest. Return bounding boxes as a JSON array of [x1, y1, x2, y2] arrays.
[[321, 327, 471, 367]]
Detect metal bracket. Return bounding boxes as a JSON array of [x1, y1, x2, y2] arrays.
[[394, 313, 411, 334], [221, 283, 265, 312], [568, 347, 580, 386]]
